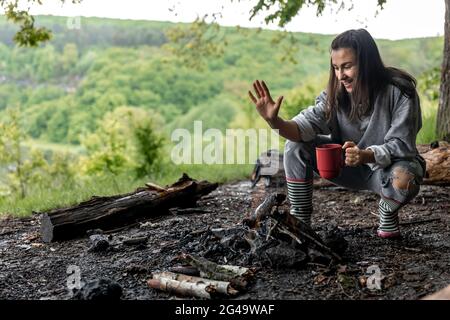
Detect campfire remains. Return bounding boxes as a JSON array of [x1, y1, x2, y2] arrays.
[[148, 190, 347, 299]]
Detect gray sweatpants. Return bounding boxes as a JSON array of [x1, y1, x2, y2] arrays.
[[283, 137, 425, 206]]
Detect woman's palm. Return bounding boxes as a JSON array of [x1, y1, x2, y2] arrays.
[[248, 80, 283, 121], [256, 95, 278, 120]]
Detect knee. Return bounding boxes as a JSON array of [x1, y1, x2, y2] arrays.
[[284, 140, 308, 158], [283, 140, 314, 179], [383, 165, 421, 203], [392, 167, 418, 192]]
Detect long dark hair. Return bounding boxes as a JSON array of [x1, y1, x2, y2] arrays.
[[326, 29, 417, 121]]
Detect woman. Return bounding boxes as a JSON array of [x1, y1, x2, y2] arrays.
[[248, 29, 426, 239]]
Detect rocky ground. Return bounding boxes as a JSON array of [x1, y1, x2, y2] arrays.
[[0, 179, 449, 300]]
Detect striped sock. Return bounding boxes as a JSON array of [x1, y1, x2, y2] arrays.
[[287, 179, 313, 225], [378, 197, 401, 233]]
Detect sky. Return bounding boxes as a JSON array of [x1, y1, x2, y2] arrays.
[[18, 0, 445, 40]]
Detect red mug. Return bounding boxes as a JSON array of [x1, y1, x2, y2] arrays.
[[315, 144, 344, 179]]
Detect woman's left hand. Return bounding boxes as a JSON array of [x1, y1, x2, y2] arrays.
[[342, 141, 363, 166]]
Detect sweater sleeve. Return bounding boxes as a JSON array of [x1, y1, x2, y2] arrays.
[[291, 91, 330, 142], [366, 92, 421, 170]]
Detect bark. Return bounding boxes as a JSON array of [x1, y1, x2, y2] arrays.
[[147, 278, 212, 299], [40, 174, 217, 243], [437, 0, 450, 141], [243, 192, 286, 228], [179, 253, 254, 291], [418, 141, 450, 185], [150, 271, 238, 296], [169, 265, 201, 276]]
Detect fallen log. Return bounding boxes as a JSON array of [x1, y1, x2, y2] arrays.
[[418, 141, 450, 185], [40, 174, 217, 243]]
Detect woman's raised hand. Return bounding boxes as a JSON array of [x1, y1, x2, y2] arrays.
[[248, 80, 284, 122]]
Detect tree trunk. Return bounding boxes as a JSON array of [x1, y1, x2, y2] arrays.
[[40, 174, 217, 243], [437, 0, 450, 141]]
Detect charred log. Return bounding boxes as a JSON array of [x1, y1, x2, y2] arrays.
[[243, 192, 286, 228]]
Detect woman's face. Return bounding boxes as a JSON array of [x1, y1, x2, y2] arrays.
[[331, 48, 358, 93]]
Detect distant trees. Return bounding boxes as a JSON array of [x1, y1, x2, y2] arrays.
[[0, 106, 164, 198], [2, 1, 447, 140], [0, 108, 74, 198], [79, 107, 164, 181]]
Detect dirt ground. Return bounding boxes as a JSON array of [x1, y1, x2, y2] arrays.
[[0, 179, 449, 300]]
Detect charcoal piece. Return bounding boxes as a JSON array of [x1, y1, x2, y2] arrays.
[[87, 234, 110, 252], [72, 278, 122, 300], [264, 243, 307, 268]]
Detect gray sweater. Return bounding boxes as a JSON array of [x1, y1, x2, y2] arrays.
[[292, 84, 426, 171]]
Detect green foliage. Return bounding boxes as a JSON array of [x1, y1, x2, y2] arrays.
[[418, 67, 440, 102], [169, 94, 236, 133], [80, 111, 135, 178], [0, 108, 59, 198], [133, 119, 165, 179], [59, 43, 79, 74], [249, 0, 387, 27], [416, 99, 438, 144], [164, 17, 227, 70], [79, 107, 164, 180], [0, 0, 83, 47], [416, 67, 441, 144], [0, 108, 28, 197], [281, 75, 327, 119], [3, 1, 52, 47]]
